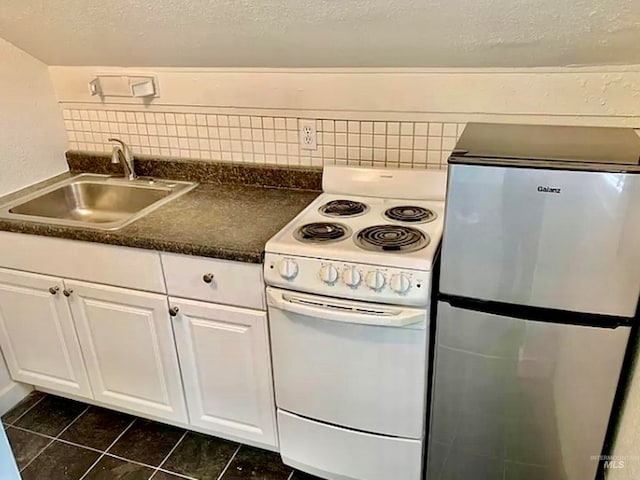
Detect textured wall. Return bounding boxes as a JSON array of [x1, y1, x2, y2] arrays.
[[0, 38, 68, 195], [0, 0, 639, 68]]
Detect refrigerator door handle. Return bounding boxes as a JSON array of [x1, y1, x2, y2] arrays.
[[438, 293, 633, 329]]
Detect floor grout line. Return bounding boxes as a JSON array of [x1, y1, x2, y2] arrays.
[[151, 430, 188, 478], [151, 466, 199, 480], [5, 392, 47, 426], [77, 418, 137, 480], [8, 424, 57, 441], [8, 424, 103, 454], [215, 445, 241, 480], [18, 404, 91, 473], [105, 452, 175, 472], [52, 437, 104, 454], [149, 468, 198, 480], [18, 438, 56, 472]]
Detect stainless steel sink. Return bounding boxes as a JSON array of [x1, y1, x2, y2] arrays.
[[0, 174, 198, 230]]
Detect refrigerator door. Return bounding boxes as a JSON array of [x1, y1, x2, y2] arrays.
[[440, 163, 640, 317], [427, 301, 630, 480]]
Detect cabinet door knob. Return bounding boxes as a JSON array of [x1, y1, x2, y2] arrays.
[[63, 289, 74, 297], [49, 286, 60, 295], [202, 273, 214, 284], [169, 306, 180, 317]]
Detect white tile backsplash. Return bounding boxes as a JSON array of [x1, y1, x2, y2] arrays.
[[63, 108, 465, 169]]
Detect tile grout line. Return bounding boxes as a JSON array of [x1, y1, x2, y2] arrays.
[[102, 452, 194, 477], [18, 438, 56, 472], [149, 467, 198, 480], [8, 424, 103, 454], [150, 430, 189, 479], [77, 417, 137, 480], [5, 393, 47, 426], [215, 444, 241, 480], [18, 404, 91, 473]]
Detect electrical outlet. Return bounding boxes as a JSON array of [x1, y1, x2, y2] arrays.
[[299, 120, 317, 150]]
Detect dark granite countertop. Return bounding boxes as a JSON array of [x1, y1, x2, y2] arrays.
[[0, 156, 320, 263]]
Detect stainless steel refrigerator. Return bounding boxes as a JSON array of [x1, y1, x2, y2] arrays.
[[427, 123, 640, 480]]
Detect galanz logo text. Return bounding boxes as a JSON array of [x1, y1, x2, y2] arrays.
[[537, 186, 561, 193]]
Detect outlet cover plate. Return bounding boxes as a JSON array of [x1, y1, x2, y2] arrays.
[[299, 120, 317, 150]]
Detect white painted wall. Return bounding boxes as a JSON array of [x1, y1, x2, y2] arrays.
[[50, 66, 640, 126], [0, 37, 48, 416], [0, 37, 68, 195], [1, 0, 640, 68]]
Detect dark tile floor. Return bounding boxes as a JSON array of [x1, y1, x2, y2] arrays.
[[2, 392, 324, 480]]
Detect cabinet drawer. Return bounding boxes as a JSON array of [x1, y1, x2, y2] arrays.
[[0, 232, 165, 293], [161, 253, 265, 310]]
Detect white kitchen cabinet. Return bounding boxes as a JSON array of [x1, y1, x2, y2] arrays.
[[0, 268, 92, 398], [0, 235, 276, 451], [161, 253, 265, 310], [0, 232, 166, 293], [67, 280, 187, 423], [170, 297, 277, 448]]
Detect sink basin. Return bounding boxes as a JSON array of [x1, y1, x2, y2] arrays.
[[0, 174, 197, 231]]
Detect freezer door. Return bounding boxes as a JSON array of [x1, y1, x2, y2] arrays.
[[440, 163, 640, 317], [427, 301, 630, 480]]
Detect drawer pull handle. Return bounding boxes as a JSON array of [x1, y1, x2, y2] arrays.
[[63, 289, 74, 297], [169, 306, 180, 317], [202, 273, 214, 284], [49, 286, 60, 295]]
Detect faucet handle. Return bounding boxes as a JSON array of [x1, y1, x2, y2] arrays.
[[108, 137, 125, 147]]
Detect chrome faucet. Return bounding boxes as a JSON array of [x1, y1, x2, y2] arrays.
[[108, 138, 137, 180]]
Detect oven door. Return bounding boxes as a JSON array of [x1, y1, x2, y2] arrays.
[[266, 287, 428, 439], [440, 163, 640, 317]]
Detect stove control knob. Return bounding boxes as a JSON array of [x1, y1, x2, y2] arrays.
[[277, 258, 299, 280], [342, 266, 362, 288], [366, 270, 386, 291], [390, 274, 411, 294], [319, 264, 339, 285]]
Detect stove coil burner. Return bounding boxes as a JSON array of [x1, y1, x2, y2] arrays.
[[385, 206, 436, 224], [319, 200, 369, 218], [294, 222, 351, 244], [355, 225, 429, 253]]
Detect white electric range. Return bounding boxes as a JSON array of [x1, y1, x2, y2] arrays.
[[264, 165, 447, 480]]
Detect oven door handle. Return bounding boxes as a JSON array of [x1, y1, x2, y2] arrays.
[[266, 288, 425, 328]]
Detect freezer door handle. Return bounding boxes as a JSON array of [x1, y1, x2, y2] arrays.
[[266, 288, 425, 328]]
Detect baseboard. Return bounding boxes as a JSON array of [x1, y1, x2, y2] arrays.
[[0, 381, 32, 417]]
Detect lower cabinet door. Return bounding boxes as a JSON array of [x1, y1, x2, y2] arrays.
[[170, 297, 278, 448], [67, 280, 187, 423], [0, 268, 92, 397]]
